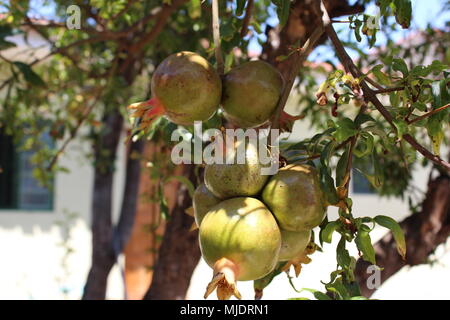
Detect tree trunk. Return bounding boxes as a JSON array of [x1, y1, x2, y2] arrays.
[[123, 142, 180, 299], [82, 111, 124, 300], [355, 173, 450, 297], [144, 164, 201, 300], [112, 138, 145, 256]]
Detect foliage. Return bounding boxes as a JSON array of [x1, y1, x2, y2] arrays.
[[0, 0, 449, 300]]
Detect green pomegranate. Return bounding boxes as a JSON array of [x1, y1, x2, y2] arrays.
[[200, 197, 281, 300], [262, 164, 326, 231], [193, 183, 221, 227], [204, 140, 270, 199], [279, 229, 311, 261], [221, 60, 284, 128], [128, 51, 221, 126]]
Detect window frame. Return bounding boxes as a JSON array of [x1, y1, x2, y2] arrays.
[[0, 130, 54, 212]]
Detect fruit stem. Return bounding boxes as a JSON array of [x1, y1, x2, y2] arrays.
[[204, 258, 242, 300]]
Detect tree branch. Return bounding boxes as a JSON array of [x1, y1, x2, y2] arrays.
[[240, 0, 254, 38], [212, 0, 224, 75], [407, 103, 450, 125], [320, 1, 450, 172], [119, 0, 188, 73], [271, 26, 325, 129], [46, 86, 104, 171], [373, 86, 405, 94]]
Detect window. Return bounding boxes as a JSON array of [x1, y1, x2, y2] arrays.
[[352, 168, 375, 194], [0, 129, 53, 211]]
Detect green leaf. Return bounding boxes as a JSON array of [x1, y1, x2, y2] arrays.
[[393, 119, 409, 138], [353, 132, 374, 158], [336, 146, 350, 186], [354, 113, 376, 127], [355, 229, 376, 264], [370, 64, 390, 86], [319, 166, 339, 205], [236, 0, 247, 16], [427, 121, 444, 155], [299, 288, 332, 300], [325, 277, 350, 300], [333, 118, 358, 143], [374, 215, 406, 259], [254, 261, 286, 292], [321, 221, 340, 244], [393, 0, 412, 29], [336, 237, 351, 268], [354, 19, 362, 42], [320, 140, 337, 167], [13, 61, 46, 87], [392, 58, 409, 77]]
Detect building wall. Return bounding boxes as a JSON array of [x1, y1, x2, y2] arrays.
[[0, 130, 127, 299]]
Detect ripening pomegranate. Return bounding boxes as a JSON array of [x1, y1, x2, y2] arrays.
[[279, 229, 311, 262], [204, 140, 270, 199], [199, 197, 281, 300], [221, 60, 284, 128], [128, 51, 221, 127], [193, 183, 221, 227], [262, 164, 326, 231]]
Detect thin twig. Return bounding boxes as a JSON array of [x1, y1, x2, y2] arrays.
[[212, 0, 224, 75], [331, 20, 351, 23], [364, 76, 385, 91], [240, 0, 254, 38], [119, 0, 188, 73], [46, 87, 104, 171], [373, 86, 405, 94], [320, 0, 450, 172], [407, 103, 450, 125], [271, 26, 325, 129]]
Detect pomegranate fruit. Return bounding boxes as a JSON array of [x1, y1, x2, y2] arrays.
[[279, 229, 311, 262], [199, 197, 281, 300], [128, 51, 221, 127], [221, 60, 284, 128], [193, 183, 221, 227], [204, 140, 269, 199], [262, 164, 326, 231]]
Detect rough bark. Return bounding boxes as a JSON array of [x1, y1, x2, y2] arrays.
[[144, 164, 201, 300], [355, 173, 450, 297], [83, 114, 145, 300], [113, 138, 145, 256], [82, 111, 124, 300]]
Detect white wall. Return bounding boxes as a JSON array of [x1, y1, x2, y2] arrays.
[[0, 130, 127, 299]]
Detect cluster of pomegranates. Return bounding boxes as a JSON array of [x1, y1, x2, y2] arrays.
[[128, 51, 327, 300], [196, 158, 326, 300], [128, 51, 284, 129]]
